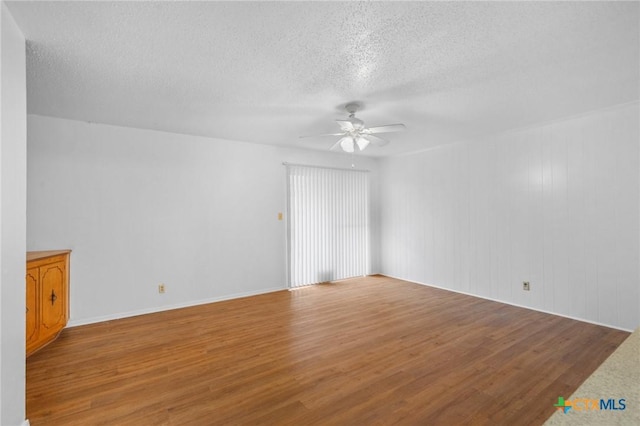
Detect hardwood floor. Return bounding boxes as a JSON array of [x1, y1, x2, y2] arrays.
[[27, 276, 630, 425]]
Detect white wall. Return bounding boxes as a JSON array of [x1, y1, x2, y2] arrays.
[[380, 102, 639, 331], [0, 2, 27, 425], [27, 115, 380, 325], [28, 104, 638, 332]]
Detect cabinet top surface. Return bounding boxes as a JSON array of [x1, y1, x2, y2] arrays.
[[27, 250, 72, 262]]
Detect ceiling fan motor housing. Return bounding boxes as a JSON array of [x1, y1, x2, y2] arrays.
[[344, 103, 364, 129]]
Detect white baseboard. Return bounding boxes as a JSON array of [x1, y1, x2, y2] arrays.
[[67, 286, 285, 327], [22, 420, 30, 426], [381, 274, 634, 333]]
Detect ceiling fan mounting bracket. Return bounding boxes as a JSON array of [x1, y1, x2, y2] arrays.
[[345, 102, 361, 116]]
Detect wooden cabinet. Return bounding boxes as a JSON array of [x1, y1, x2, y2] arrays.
[[26, 250, 71, 357]]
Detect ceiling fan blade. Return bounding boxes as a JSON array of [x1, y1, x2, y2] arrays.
[[364, 123, 406, 134], [299, 132, 346, 139], [355, 136, 370, 151], [339, 136, 354, 153], [329, 139, 343, 151], [366, 134, 390, 146], [336, 120, 355, 132]]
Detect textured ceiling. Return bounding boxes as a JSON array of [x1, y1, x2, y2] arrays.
[[6, 1, 639, 157]]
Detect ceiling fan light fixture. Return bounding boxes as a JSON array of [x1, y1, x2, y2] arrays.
[[355, 136, 370, 151], [339, 136, 355, 153]]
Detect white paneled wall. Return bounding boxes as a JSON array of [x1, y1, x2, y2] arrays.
[[381, 103, 639, 331]]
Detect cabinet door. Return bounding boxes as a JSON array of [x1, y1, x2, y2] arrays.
[[39, 261, 66, 336], [26, 267, 40, 350]]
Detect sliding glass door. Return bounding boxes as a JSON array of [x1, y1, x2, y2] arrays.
[[286, 164, 370, 288]]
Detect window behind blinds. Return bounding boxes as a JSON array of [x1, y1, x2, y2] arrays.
[[286, 164, 370, 288]]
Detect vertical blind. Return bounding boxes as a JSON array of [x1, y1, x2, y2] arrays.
[[286, 164, 370, 288]]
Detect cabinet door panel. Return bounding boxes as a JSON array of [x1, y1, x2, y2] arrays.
[[26, 267, 39, 348], [39, 261, 66, 334]]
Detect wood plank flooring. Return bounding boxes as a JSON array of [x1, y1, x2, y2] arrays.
[[27, 276, 630, 425]]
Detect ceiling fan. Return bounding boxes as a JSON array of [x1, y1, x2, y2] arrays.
[[301, 103, 406, 153]]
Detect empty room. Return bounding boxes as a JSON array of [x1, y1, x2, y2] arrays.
[[1, 1, 638, 425]]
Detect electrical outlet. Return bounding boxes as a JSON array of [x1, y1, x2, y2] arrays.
[[523, 281, 530, 291], [158, 284, 165, 294]]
